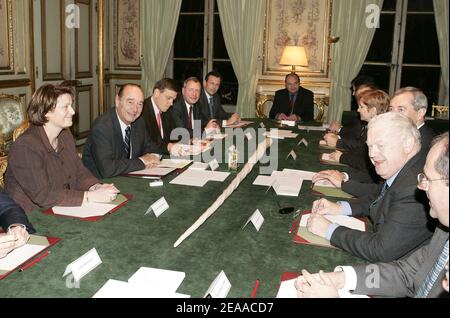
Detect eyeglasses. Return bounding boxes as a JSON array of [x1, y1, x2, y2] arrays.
[[417, 173, 448, 190]]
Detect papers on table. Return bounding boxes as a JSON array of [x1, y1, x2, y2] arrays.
[[276, 276, 368, 298], [52, 194, 128, 219], [222, 120, 253, 128], [188, 162, 209, 170], [299, 214, 365, 232], [297, 124, 328, 131], [158, 159, 192, 169], [264, 129, 298, 139], [93, 267, 190, 298], [128, 167, 176, 177], [281, 169, 316, 180], [314, 178, 335, 187], [170, 169, 230, 187], [253, 170, 303, 196], [280, 120, 296, 127]]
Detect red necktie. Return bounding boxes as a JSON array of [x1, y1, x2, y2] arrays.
[[188, 106, 193, 129]]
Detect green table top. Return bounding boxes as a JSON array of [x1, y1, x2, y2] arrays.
[[0, 119, 368, 298]]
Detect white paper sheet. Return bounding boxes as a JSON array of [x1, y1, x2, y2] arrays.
[[170, 169, 229, 187], [282, 169, 316, 180], [128, 167, 176, 176], [52, 202, 118, 218], [128, 267, 186, 294], [158, 159, 192, 169], [188, 162, 209, 170], [297, 125, 328, 131], [0, 244, 46, 271]]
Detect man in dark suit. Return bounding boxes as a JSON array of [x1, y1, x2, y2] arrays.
[[269, 73, 314, 122], [142, 78, 179, 155], [307, 112, 434, 263], [171, 77, 219, 139], [296, 132, 449, 298], [82, 84, 162, 178], [0, 191, 35, 258], [198, 71, 240, 126]]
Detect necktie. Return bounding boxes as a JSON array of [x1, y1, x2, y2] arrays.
[[124, 126, 131, 158], [157, 111, 163, 137], [369, 182, 389, 209], [188, 106, 193, 130], [209, 96, 214, 119], [415, 240, 449, 298], [288, 95, 294, 115]]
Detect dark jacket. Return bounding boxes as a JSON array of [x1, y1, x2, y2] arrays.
[[0, 191, 35, 233], [198, 89, 231, 121], [269, 87, 314, 121]]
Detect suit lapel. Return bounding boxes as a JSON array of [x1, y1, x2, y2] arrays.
[[111, 108, 126, 159]]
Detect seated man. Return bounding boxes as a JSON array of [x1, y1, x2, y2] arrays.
[[296, 132, 449, 298], [142, 78, 179, 155], [171, 77, 219, 138], [83, 83, 161, 178], [307, 112, 434, 262], [198, 71, 240, 126], [269, 73, 314, 122], [0, 191, 35, 258]]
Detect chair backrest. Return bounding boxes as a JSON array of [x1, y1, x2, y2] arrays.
[[431, 104, 449, 119], [0, 93, 26, 153]]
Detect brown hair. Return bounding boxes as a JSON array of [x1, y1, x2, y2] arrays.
[[153, 78, 179, 93], [359, 89, 390, 115], [27, 84, 74, 125]]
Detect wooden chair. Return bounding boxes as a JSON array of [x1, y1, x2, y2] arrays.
[[431, 104, 449, 119]]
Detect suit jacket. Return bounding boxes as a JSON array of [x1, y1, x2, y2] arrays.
[[0, 191, 35, 234], [330, 151, 435, 262], [198, 89, 231, 121], [353, 226, 449, 298], [419, 124, 435, 153], [171, 98, 209, 138], [269, 87, 314, 121], [142, 97, 176, 155], [339, 126, 374, 173], [82, 107, 161, 179]]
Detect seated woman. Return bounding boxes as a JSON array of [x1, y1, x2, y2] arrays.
[[0, 191, 35, 258], [5, 84, 119, 213]]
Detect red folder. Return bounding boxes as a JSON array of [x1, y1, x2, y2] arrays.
[[292, 211, 366, 248], [42, 194, 132, 222], [0, 236, 60, 280]]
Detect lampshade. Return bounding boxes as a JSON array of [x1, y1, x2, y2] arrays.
[[279, 46, 308, 72]]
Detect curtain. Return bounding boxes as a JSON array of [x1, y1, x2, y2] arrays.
[[433, 0, 449, 105], [328, 0, 384, 121], [141, 0, 182, 96], [217, 0, 266, 118]]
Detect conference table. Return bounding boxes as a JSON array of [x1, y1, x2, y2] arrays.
[[0, 119, 368, 298]]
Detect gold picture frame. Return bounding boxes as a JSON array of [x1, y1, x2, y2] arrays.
[[262, 0, 332, 78], [114, 0, 141, 70], [0, 0, 13, 74]]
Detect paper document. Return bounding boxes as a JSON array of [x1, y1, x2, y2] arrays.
[[52, 194, 128, 218], [128, 167, 176, 177], [128, 267, 186, 294], [297, 125, 327, 131], [222, 120, 253, 128], [272, 177, 303, 197], [300, 214, 365, 232], [158, 159, 192, 169], [0, 243, 46, 271], [170, 169, 230, 187], [188, 162, 209, 170], [282, 169, 316, 180], [264, 129, 298, 139]]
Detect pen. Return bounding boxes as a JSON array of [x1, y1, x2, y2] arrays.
[[19, 250, 50, 272], [251, 279, 260, 298]]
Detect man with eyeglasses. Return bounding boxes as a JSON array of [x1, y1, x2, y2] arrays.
[[306, 112, 434, 262], [83, 83, 162, 178], [295, 131, 448, 298]]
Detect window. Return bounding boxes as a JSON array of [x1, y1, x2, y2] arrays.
[[168, 0, 238, 105], [358, 0, 441, 112]]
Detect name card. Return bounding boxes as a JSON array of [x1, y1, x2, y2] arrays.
[[145, 197, 169, 217], [281, 120, 295, 127], [245, 132, 253, 141], [242, 209, 264, 231], [63, 248, 102, 281], [286, 150, 297, 160], [208, 159, 219, 171], [222, 120, 227, 127], [298, 138, 308, 147], [204, 270, 231, 298], [149, 180, 163, 187]]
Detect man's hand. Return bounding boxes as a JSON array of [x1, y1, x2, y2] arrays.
[[312, 170, 346, 187], [276, 113, 288, 120], [0, 227, 30, 258], [226, 113, 240, 126], [287, 114, 300, 122], [329, 150, 342, 162], [312, 198, 342, 215], [295, 270, 341, 298], [324, 133, 339, 147], [306, 214, 332, 238], [87, 183, 120, 203], [139, 153, 160, 168], [328, 121, 342, 134]]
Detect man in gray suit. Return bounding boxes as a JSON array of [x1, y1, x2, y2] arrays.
[[82, 84, 161, 178], [296, 131, 449, 298], [307, 112, 434, 262]]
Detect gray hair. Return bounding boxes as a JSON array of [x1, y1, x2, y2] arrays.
[[368, 112, 421, 149], [392, 87, 428, 112], [431, 131, 449, 186]]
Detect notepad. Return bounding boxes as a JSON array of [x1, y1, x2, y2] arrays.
[[128, 167, 176, 177], [52, 194, 128, 218], [170, 169, 230, 187], [128, 267, 186, 294], [158, 159, 192, 169], [264, 129, 298, 139], [297, 125, 327, 131]]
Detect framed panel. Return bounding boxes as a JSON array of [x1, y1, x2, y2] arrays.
[[114, 0, 140, 70], [73, 85, 93, 139], [75, 0, 92, 78], [262, 0, 332, 78], [0, 0, 14, 74]]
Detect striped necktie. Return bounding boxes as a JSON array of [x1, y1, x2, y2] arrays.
[[369, 182, 389, 209], [124, 126, 131, 158], [209, 96, 214, 118], [415, 240, 449, 298], [188, 106, 193, 129]]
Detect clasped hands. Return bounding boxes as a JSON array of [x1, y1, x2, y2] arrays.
[[86, 183, 120, 203], [312, 170, 346, 188], [276, 113, 300, 122], [295, 269, 345, 298], [0, 226, 29, 258], [139, 153, 160, 169], [306, 198, 342, 238]]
